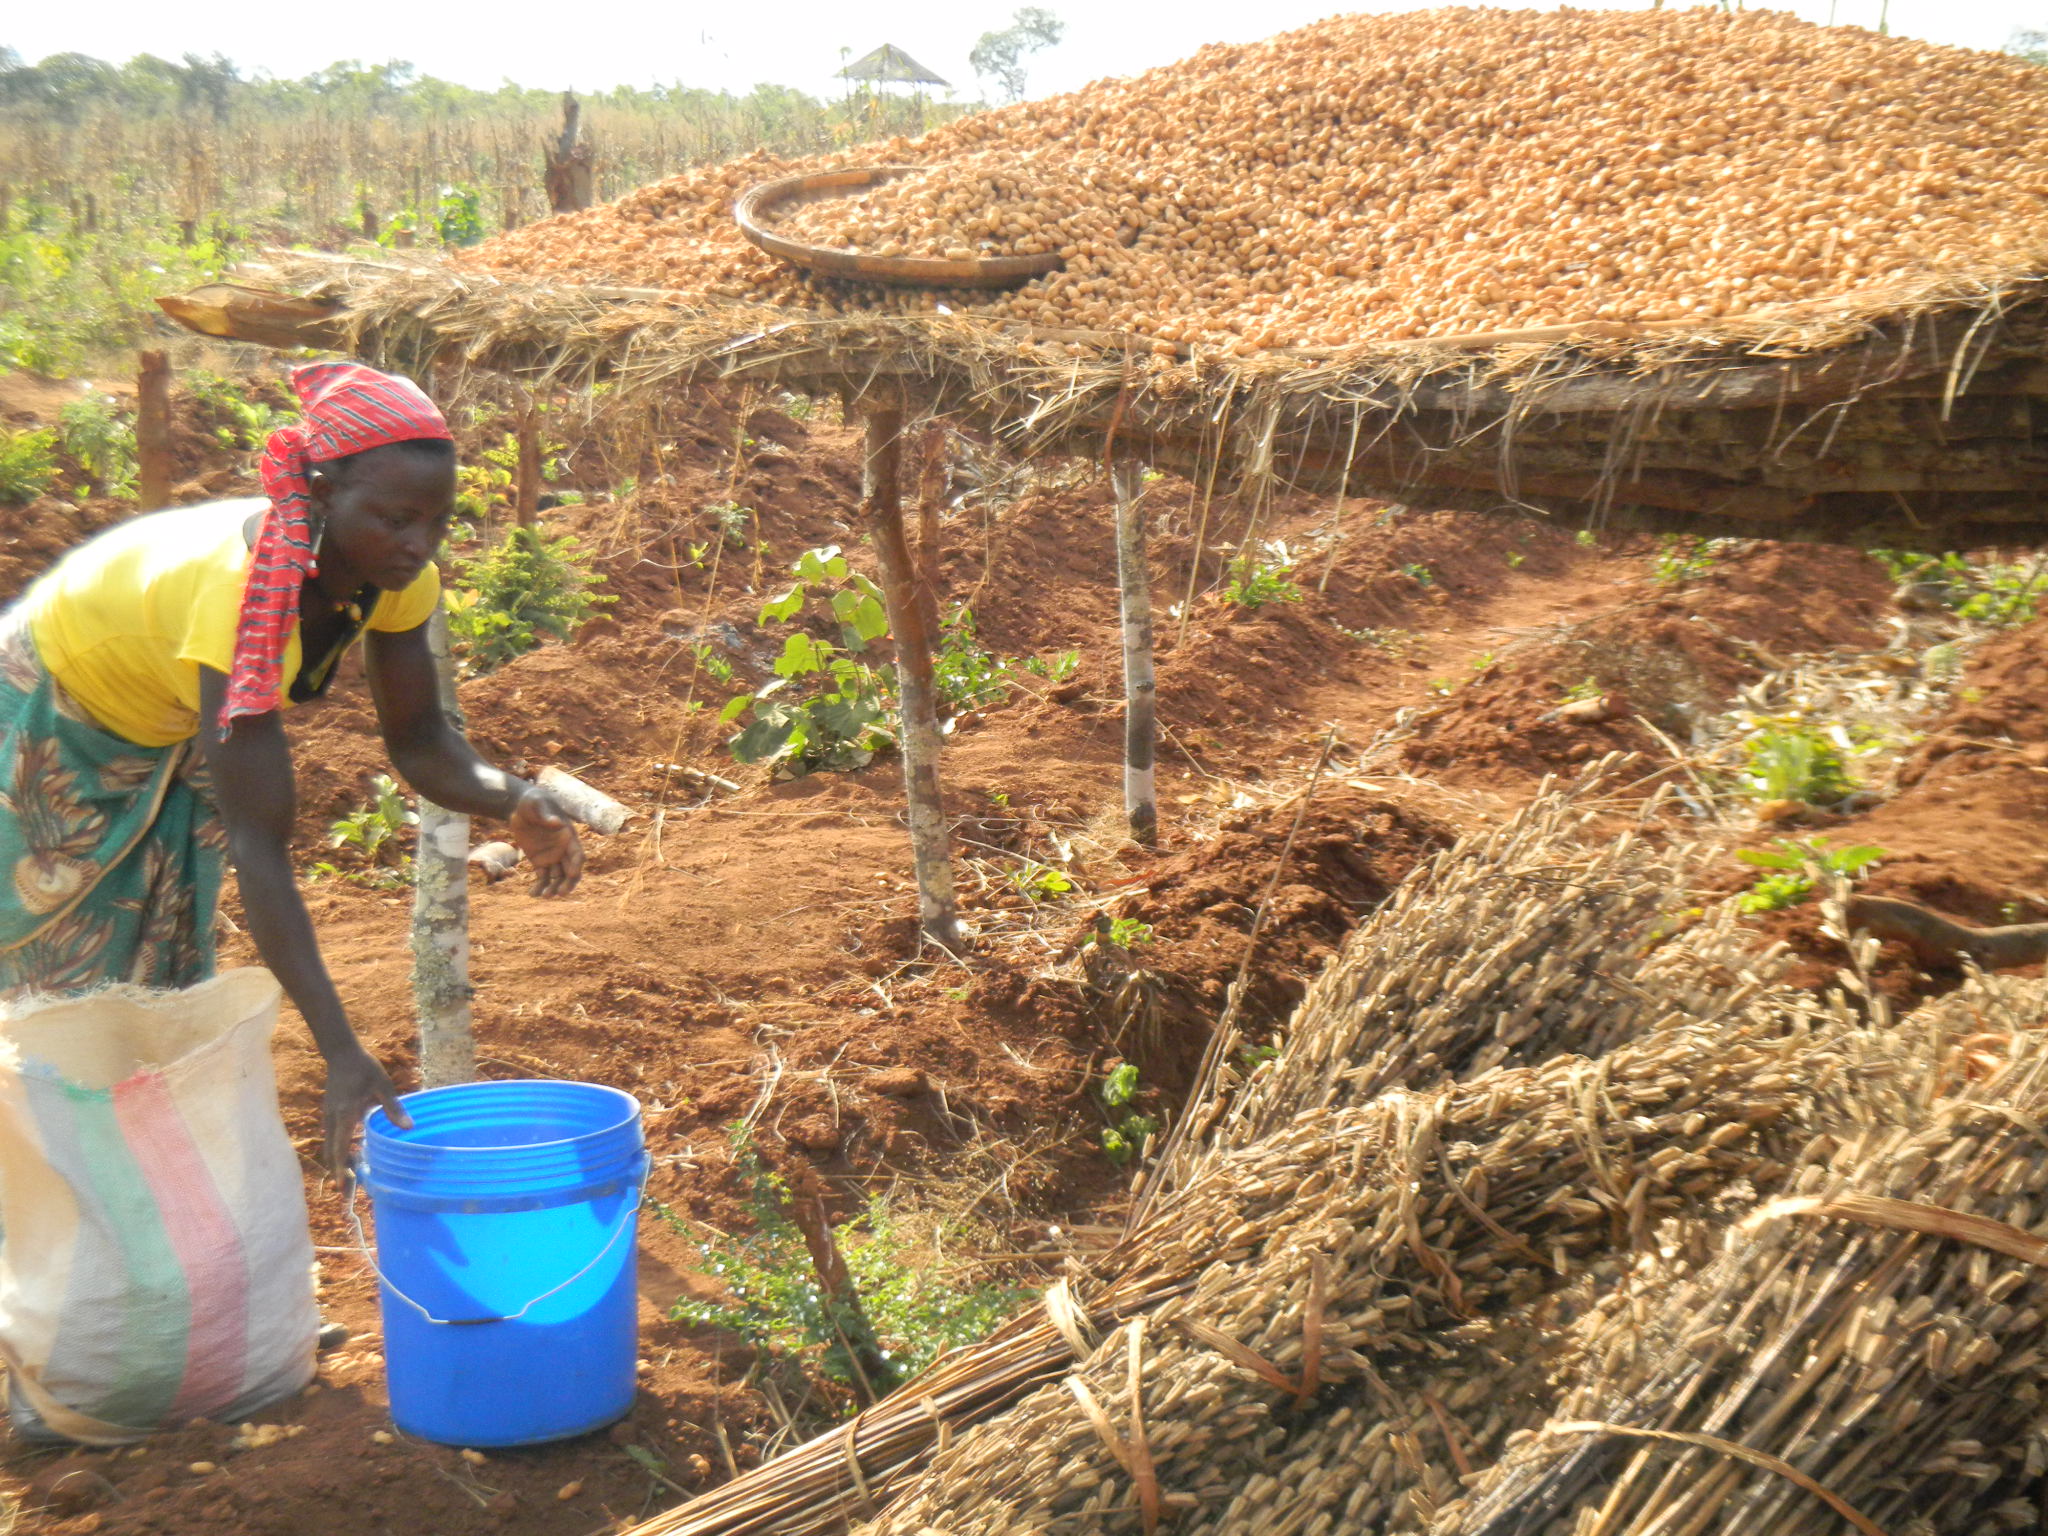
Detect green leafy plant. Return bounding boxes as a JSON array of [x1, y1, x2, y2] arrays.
[[667, 1126, 1024, 1405], [1018, 649, 1081, 683], [1737, 718, 1858, 807], [933, 606, 1011, 712], [58, 395, 137, 498], [692, 642, 737, 687], [705, 500, 754, 550], [1875, 549, 2044, 628], [1105, 917, 1154, 947], [1399, 562, 1435, 586], [1575, 528, 1599, 548], [1735, 839, 1886, 914], [432, 184, 485, 246], [1561, 676, 1604, 703], [1427, 677, 1457, 697], [1506, 551, 1527, 569], [1238, 1042, 1280, 1069], [187, 371, 294, 452], [1653, 534, 1721, 586], [446, 526, 616, 675], [725, 547, 895, 773], [1224, 551, 1304, 609], [1097, 1062, 1160, 1165], [327, 773, 416, 876], [777, 391, 815, 423], [1012, 863, 1074, 901], [0, 427, 59, 506]]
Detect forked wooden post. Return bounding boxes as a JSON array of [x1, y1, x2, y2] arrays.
[[411, 607, 477, 1088], [862, 401, 964, 950], [514, 403, 542, 528], [1113, 460, 1159, 846], [135, 350, 173, 512]]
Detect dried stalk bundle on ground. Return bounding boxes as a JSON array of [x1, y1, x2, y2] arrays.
[[853, 1014, 1897, 1536], [1157, 770, 1780, 1197], [1442, 973, 2048, 1536], [1176, 1299, 1597, 1536], [469, 11, 2048, 353]]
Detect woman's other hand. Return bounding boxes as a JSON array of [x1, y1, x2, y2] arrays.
[[324, 1044, 410, 1183], [509, 785, 584, 897]]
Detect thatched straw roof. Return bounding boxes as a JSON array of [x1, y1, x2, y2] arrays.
[[188, 253, 2048, 549], [838, 45, 949, 89]]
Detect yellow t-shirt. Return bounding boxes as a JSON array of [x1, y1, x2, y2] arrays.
[[17, 498, 440, 747]]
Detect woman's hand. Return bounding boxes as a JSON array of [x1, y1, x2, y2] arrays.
[[508, 785, 584, 897], [324, 1044, 411, 1182]]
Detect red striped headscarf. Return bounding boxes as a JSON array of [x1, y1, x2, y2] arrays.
[[220, 362, 453, 737]]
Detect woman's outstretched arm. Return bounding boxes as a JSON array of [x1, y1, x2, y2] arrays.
[[195, 664, 410, 1178], [364, 622, 584, 897]]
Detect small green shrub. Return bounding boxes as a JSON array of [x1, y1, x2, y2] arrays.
[[0, 428, 59, 506], [325, 773, 416, 881], [1097, 1062, 1159, 1165], [668, 1126, 1025, 1404], [58, 395, 137, 498], [1652, 534, 1721, 586], [1735, 839, 1886, 914], [1875, 549, 2043, 628], [446, 526, 615, 675], [187, 371, 294, 451], [1737, 719, 1858, 806], [1019, 649, 1082, 684], [934, 605, 1011, 712], [725, 547, 895, 773], [1225, 553, 1304, 608]]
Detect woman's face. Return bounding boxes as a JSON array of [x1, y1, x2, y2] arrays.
[[310, 446, 457, 592]]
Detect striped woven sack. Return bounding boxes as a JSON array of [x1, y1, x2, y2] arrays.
[[0, 968, 317, 1443]]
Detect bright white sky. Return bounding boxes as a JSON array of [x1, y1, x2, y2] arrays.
[[4, 0, 2041, 102]]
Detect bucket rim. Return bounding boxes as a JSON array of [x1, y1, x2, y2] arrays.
[[365, 1078, 642, 1155]]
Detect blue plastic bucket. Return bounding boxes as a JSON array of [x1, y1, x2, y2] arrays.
[[360, 1080, 645, 1447]]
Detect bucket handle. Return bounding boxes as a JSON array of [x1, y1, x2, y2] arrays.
[[347, 1169, 644, 1327]]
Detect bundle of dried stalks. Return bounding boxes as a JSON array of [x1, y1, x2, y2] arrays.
[[1153, 765, 1781, 1200], [856, 1009, 1914, 1536], [1442, 971, 2048, 1536]]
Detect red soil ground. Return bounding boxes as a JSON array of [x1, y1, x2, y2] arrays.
[[2, 378, 2042, 1536]]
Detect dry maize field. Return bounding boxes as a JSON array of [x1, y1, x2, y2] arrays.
[[469, 8, 2048, 352]]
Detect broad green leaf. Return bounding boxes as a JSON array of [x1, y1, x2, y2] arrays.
[[1735, 847, 1804, 870], [795, 546, 845, 585], [759, 586, 805, 624], [718, 694, 752, 725], [776, 633, 826, 677], [831, 590, 892, 645]]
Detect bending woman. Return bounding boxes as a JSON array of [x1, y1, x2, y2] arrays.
[[0, 362, 581, 1170]]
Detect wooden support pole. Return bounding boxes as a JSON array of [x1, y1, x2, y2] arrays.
[[135, 351, 174, 513], [775, 1153, 898, 1405], [915, 421, 947, 638], [862, 403, 964, 950], [514, 403, 542, 528], [1113, 460, 1159, 846], [410, 608, 477, 1089]]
